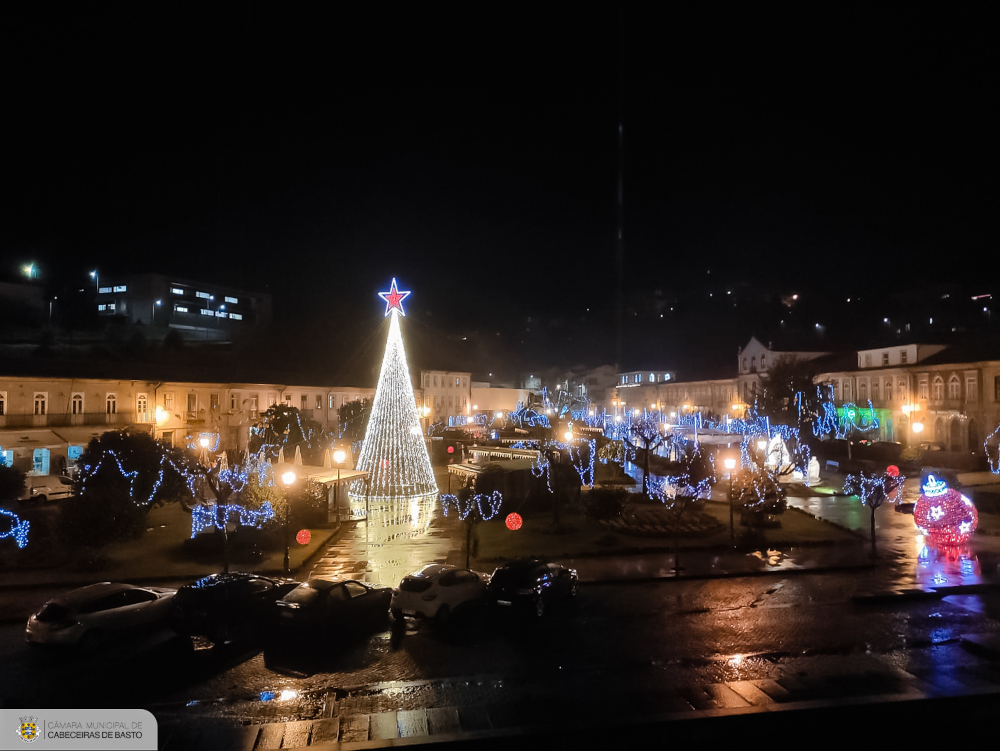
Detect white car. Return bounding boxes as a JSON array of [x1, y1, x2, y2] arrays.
[[26, 582, 176, 649], [20, 475, 75, 503], [390, 565, 488, 626]]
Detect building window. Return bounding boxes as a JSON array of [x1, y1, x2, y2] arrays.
[[174, 305, 188, 313], [932, 377, 944, 400], [187, 394, 197, 413], [164, 393, 174, 411], [34, 393, 47, 415], [210, 394, 219, 411], [225, 296, 238, 304], [106, 394, 117, 414], [315, 394, 322, 410], [995, 376, 1000, 402], [967, 377, 977, 401], [329, 395, 335, 409], [284, 394, 292, 406], [113, 284, 126, 292], [760, 355, 766, 370], [871, 382, 879, 401], [136, 393, 147, 416], [948, 376, 960, 399], [301, 395, 307, 409], [434, 376, 438, 387], [0, 391, 5, 416], [72, 393, 84, 414], [250, 395, 258, 419], [196, 291, 211, 299], [230, 393, 238, 410], [885, 381, 892, 401], [882, 352, 889, 366], [455, 377, 460, 387], [751, 357, 756, 371], [901, 351, 908, 364], [843, 382, 851, 401], [899, 382, 907, 402], [171, 287, 185, 295], [859, 382, 867, 400]]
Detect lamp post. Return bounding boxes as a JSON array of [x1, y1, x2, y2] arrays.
[[152, 299, 161, 326], [724, 458, 737, 548], [281, 470, 296, 575], [333, 448, 346, 522]]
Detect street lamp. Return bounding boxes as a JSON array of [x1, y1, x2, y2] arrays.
[[281, 470, 297, 574], [152, 299, 161, 326], [333, 449, 346, 522], [724, 458, 737, 548]]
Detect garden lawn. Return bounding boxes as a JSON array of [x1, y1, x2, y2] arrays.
[[473, 499, 860, 563]]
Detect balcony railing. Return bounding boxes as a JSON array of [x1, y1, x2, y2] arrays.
[[0, 411, 137, 429]]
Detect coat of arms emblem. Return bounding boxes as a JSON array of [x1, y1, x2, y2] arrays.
[[16, 716, 40, 743]]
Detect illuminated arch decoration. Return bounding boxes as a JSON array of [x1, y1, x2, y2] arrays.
[[1, 507, 30, 548], [350, 280, 438, 504], [913, 474, 978, 546]]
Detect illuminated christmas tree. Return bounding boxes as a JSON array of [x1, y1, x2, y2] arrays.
[[350, 279, 438, 503]]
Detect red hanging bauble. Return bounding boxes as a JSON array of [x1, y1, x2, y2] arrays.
[[296, 529, 311, 545], [505, 512, 523, 531]]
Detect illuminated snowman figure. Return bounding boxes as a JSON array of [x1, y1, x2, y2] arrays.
[[913, 474, 978, 546]]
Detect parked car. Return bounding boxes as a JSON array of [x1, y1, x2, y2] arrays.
[[169, 573, 299, 646], [19, 475, 75, 503], [275, 578, 392, 637], [486, 559, 578, 617], [390, 565, 489, 626], [25, 582, 176, 650]]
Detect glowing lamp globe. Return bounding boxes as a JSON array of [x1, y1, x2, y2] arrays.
[[913, 474, 978, 546], [296, 529, 311, 545], [505, 512, 523, 531]]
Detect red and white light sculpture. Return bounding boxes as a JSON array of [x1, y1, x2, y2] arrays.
[[913, 474, 978, 546]]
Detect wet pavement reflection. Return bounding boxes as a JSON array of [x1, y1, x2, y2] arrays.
[[308, 491, 462, 589]]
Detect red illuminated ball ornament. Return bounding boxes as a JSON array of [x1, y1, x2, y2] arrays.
[[886, 465, 899, 477], [913, 475, 978, 546], [505, 512, 523, 531], [296, 529, 311, 545]]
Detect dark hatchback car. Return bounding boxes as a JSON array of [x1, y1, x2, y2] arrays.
[[274, 578, 392, 637], [169, 573, 299, 646], [487, 559, 578, 617]]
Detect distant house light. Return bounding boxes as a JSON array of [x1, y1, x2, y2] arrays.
[[112, 285, 127, 292], [200, 309, 214, 316], [98, 286, 113, 294], [224, 296, 238, 304], [171, 287, 184, 295], [228, 313, 242, 320], [174, 305, 188, 313], [196, 291, 211, 299]]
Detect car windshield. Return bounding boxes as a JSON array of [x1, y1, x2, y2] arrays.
[[35, 603, 73, 622], [399, 577, 433, 593]]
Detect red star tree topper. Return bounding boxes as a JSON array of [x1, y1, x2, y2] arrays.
[[378, 278, 411, 317]]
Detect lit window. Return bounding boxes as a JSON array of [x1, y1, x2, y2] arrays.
[[315, 394, 322, 409], [174, 305, 188, 313], [200, 309, 214, 316], [171, 287, 184, 295], [72, 393, 84, 414], [250, 395, 258, 418], [164, 393, 174, 411], [98, 286, 113, 294], [106, 394, 117, 414], [228, 313, 242, 320], [108, 303, 115, 311], [948, 376, 960, 399], [98, 304, 107, 311], [113, 285, 126, 292], [196, 291, 211, 299], [137, 393, 148, 416], [932, 377, 944, 400], [225, 296, 238, 304]]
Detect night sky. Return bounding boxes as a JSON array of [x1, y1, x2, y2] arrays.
[[2, 6, 995, 381]]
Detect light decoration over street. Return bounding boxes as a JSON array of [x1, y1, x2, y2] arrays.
[[913, 474, 978, 547], [351, 279, 438, 503], [1, 507, 30, 548]]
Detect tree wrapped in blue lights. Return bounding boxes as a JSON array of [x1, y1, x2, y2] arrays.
[[731, 465, 786, 530], [60, 431, 193, 551], [249, 404, 326, 464], [623, 414, 666, 498], [1, 507, 29, 549], [442, 482, 503, 567], [844, 469, 903, 557]]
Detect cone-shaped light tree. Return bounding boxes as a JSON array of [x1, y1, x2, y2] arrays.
[[350, 279, 438, 502]]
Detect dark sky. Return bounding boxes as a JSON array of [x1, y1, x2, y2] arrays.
[[2, 6, 995, 378]]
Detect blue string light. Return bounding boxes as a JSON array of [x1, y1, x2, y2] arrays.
[[1, 507, 29, 548], [440, 491, 503, 521], [190, 501, 275, 538]]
